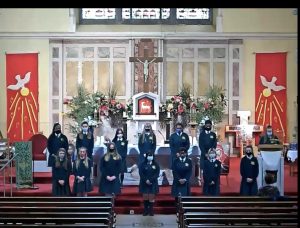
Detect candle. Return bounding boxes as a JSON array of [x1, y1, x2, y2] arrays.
[[123, 111, 127, 118], [167, 111, 171, 118]]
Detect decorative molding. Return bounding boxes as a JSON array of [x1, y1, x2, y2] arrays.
[[0, 32, 297, 40]]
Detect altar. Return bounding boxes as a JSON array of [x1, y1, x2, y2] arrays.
[[92, 144, 201, 186]]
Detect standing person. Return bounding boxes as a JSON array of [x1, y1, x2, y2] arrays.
[[169, 122, 190, 169], [203, 148, 221, 196], [240, 145, 259, 196], [139, 152, 160, 216], [99, 142, 122, 196], [76, 121, 94, 160], [138, 123, 156, 165], [171, 147, 193, 208], [198, 119, 217, 181], [259, 125, 280, 144], [112, 128, 128, 186], [47, 122, 69, 167], [51, 148, 71, 196], [73, 147, 93, 197]]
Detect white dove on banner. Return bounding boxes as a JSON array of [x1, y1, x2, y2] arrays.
[[7, 72, 31, 96], [260, 75, 285, 97]]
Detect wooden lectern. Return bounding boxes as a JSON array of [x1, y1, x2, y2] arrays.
[[258, 144, 283, 152]]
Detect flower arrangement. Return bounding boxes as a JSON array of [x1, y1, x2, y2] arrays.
[[195, 85, 227, 126], [64, 84, 104, 134], [165, 84, 194, 116], [65, 84, 127, 133]]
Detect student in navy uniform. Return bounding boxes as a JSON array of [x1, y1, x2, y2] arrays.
[[73, 147, 93, 197], [198, 119, 217, 180], [138, 123, 156, 165], [76, 121, 94, 160], [240, 145, 259, 196], [259, 125, 280, 144], [51, 148, 71, 196], [139, 152, 160, 216], [47, 122, 69, 167], [99, 142, 122, 196], [171, 147, 193, 208], [203, 148, 221, 196], [112, 128, 128, 186], [169, 122, 190, 169]]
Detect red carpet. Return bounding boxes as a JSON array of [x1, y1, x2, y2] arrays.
[[0, 158, 297, 214]]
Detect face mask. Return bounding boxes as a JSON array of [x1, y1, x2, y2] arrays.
[[209, 154, 216, 159], [145, 128, 150, 132], [147, 156, 153, 161], [176, 129, 182, 134], [109, 148, 115, 152], [117, 134, 123, 138], [245, 151, 252, 156], [82, 127, 88, 132], [55, 130, 61, 134], [267, 131, 272, 136], [180, 154, 186, 158], [205, 127, 212, 131]]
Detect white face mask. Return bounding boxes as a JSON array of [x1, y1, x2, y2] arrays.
[[117, 133, 123, 138], [147, 156, 153, 161], [82, 127, 88, 132], [209, 154, 216, 159]]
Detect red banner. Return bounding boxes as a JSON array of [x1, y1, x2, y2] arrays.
[[6, 53, 39, 142], [255, 53, 287, 143]]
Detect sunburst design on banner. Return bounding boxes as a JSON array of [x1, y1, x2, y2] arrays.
[[7, 72, 38, 140], [255, 75, 286, 137]]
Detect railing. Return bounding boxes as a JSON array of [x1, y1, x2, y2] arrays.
[[0, 153, 18, 197]]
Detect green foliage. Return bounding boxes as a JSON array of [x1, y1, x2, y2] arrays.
[[195, 85, 227, 125]]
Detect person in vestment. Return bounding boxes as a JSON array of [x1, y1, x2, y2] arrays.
[[138, 123, 156, 165], [171, 147, 193, 208], [73, 147, 93, 197], [240, 145, 259, 196], [112, 128, 128, 186], [258, 173, 280, 199], [259, 125, 280, 144], [51, 148, 71, 196], [99, 142, 122, 196], [47, 122, 69, 167], [203, 148, 221, 196], [76, 121, 94, 160], [169, 122, 190, 169], [139, 151, 160, 216], [198, 119, 217, 181]]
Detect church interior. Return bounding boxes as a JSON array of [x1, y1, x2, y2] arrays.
[[0, 8, 298, 227]]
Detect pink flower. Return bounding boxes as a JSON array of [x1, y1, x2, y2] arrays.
[[178, 104, 184, 114], [204, 102, 210, 109]]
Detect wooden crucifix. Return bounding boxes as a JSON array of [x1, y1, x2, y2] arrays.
[[129, 39, 163, 93], [225, 111, 263, 157]]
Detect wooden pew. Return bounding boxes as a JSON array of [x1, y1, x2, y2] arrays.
[[0, 197, 115, 228], [177, 196, 298, 228]]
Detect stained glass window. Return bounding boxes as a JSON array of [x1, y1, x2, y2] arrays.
[[82, 8, 116, 19], [176, 8, 210, 20], [80, 8, 211, 24]]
